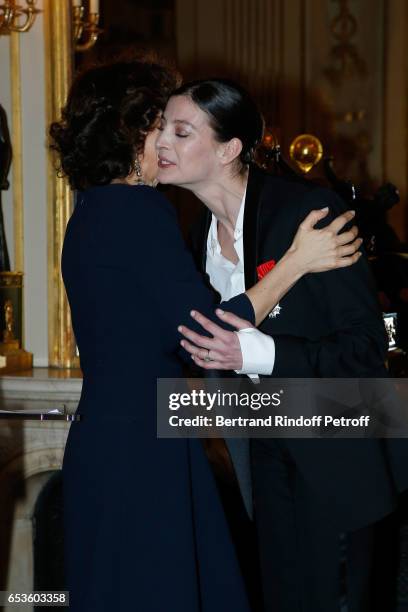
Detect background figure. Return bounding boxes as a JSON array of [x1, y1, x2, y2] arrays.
[[0, 104, 12, 271]]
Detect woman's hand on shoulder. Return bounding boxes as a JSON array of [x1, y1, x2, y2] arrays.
[[288, 207, 363, 275]]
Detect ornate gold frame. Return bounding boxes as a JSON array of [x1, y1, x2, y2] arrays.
[[44, 1, 78, 368], [10, 32, 24, 275]]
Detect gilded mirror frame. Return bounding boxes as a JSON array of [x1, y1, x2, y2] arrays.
[[44, 1, 78, 368]]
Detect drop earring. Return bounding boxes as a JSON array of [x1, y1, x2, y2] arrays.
[[133, 159, 144, 185]]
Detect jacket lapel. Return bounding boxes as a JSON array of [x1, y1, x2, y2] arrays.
[[194, 163, 266, 287], [243, 163, 266, 288], [193, 208, 212, 272]]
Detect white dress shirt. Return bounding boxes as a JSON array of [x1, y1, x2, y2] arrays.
[[206, 191, 275, 377]]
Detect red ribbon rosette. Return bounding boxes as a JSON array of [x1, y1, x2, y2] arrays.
[[257, 259, 276, 280]]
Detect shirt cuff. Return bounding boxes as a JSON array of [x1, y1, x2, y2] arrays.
[[234, 328, 275, 376]]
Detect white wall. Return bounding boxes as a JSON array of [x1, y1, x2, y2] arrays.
[[0, 0, 48, 366]]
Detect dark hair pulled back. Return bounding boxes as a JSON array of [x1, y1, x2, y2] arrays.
[[171, 78, 264, 169]]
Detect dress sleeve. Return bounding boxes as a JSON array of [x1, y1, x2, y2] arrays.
[[125, 186, 255, 354]]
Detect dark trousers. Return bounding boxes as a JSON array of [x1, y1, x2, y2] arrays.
[[251, 439, 399, 612]]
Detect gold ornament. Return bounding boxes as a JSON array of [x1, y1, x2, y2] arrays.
[[289, 134, 323, 174], [0, 0, 41, 35]]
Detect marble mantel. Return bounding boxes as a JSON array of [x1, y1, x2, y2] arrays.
[[0, 368, 82, 612], [0, 367, 82, 413]]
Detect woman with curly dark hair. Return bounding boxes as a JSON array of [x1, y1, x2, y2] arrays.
[[50, 59, 361, 611]]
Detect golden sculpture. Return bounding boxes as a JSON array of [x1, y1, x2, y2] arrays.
[[3, 299, 14, 343], [0, 273, 32, 373], [289, 134, 323, 174]]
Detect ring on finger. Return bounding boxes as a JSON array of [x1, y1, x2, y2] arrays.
[[204, 349, 213, 362]]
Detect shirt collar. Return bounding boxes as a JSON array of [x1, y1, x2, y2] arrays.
[[234, 187, 246, 239], [208, 187, 247, 254]]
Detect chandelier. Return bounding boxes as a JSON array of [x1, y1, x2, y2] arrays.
[[0, 0, 40, 34]]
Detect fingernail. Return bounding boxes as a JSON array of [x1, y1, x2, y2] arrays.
[[350, 210, 355, 216], [190, 310, 196, 317], [178, 326, 182, 332], [320, 206, 329, 211], [216, 309, 224, 315], [180, 340, 184, 347]]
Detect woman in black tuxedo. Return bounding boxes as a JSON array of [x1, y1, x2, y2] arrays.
[[159, 79, 408, 611], [50, 61, 361, 612]]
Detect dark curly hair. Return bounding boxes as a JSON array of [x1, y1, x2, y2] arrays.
[[49, 59, 179, 190]]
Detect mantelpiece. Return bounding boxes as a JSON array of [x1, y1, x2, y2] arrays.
[[0, 368, 82, 612]]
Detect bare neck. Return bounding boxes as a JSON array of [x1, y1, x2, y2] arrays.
[[189, 168, 249, 234]]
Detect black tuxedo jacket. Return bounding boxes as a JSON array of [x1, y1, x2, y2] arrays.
[[190, 163, 408, 532]]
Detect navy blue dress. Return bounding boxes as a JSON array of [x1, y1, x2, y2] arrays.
[[61, 184, 255, 611]]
